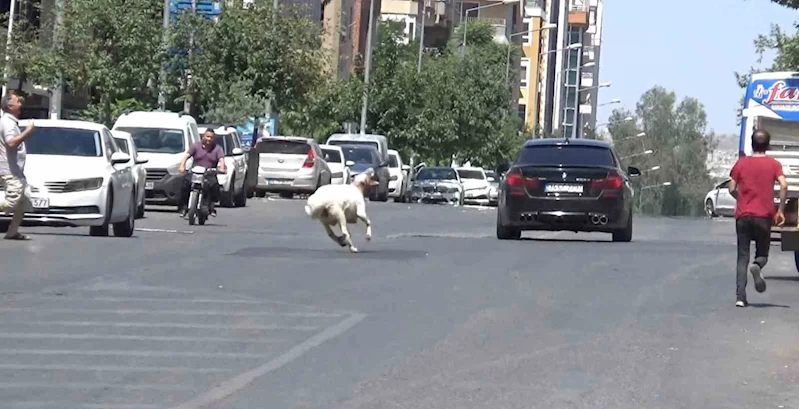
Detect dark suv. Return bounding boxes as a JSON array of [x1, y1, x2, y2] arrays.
[[496, 138, 640, 242]]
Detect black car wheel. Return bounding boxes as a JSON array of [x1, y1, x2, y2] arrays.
[[496, 210, 521, 240], [612, 211, 633, 242]]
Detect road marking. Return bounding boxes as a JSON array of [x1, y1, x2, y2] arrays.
[[134, 228, 194, 234], [10, 402, 158, 409], [47, 296, 281, 305], [0, 382, 195, 391], [13, 321, 319, 331], [0, 349, 272, 359], [170, 313, 367, 409], [0, 307, 343, 318], [0, 333, 281, 343], [0, 364, 230, 373]]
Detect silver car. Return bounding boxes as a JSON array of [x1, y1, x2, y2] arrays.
[[253, 136, 332, 198], [410, 166, 464, 206]]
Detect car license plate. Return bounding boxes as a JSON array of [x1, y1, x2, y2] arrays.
[[545, 183, 583, 194], [31, 197, 49, 209], [145, 181, 154, 190], [267, 179, 291, 185]]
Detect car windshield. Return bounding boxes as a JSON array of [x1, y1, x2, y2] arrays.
[[388, 154, 399, 168], [214, 134, 235, 156], [328, 140, 379, 151], [261, 140, 309, 155], [417, 168, 458, 181], [322, 149, 342, 163], [458, 169, 485, 180], [517, 145, 615, 167], [341, 147, 377, 165], [116, 127, 185, 154], [114, 137, 130, 155], [25, 127, 102, 157]]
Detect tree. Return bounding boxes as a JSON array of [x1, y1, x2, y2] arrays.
[[608, 86, 716, 216], [771, 0, 799, 7]]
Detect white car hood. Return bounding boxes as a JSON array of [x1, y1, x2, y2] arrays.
[[24, 155, 109, 183], [137, 152, 186, 169]]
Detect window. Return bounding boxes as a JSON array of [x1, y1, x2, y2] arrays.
[[518, 104, 527, 120], [518, 145, 615, 167], [462, 2, 478, 19], [521, 18, 532, 45], [568, 50, 579, 68], [566, 87, 577, 105], [26, 127, 102, 157], [564, 108, 575, 124], [117, 127, 186, 154], [563, 125, 573, 139], [566, 70, 578, 85], [408, 22, 415, 41], [103, 130, 118, 158], [322, 149, 342, 163], [568, 26, 581, 44], [114, 137, 130, 154], [260, 139, 310, 155], [520, 58, 530, 88], [457, 169, 485, 180]]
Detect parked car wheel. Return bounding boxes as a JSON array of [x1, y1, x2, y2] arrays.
[[220, 179, 235, 208], [135, 194, 145, 219], [112, 191, 136, 238], [90, 192, 112, 237], [234, 183, 247, 207], [705, 199, 717, 218]]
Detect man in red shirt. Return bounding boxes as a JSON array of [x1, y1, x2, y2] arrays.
[[729, 129, 788, 307]]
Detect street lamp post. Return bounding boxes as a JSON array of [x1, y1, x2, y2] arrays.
[[462, 0, 515, 56], [598, 98, 621, 107], [530, 43, 582, 138], [504, 23, 556, 84], [595, 116, 633, 128], [417, 0, 448, 73], [621, 149, 654, 161]]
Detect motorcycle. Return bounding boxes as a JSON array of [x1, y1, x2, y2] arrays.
[[187, 166, 219, 226]]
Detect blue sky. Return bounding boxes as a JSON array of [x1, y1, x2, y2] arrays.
[[596, 0, 799, 136]]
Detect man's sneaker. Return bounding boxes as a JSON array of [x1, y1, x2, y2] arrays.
[[736, 300, 747, 307], [750, 264, 767, 293]]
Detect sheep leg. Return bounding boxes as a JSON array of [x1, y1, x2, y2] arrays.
[[323, 222, 346, 247], [329, 207, 357, 252], [356, 204, 372, 241]]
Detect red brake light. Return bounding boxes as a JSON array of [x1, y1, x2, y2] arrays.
[[591, 175, 623, 191], [506, 173, 523, 187], [303, 149, 315, 168], [524, 176, 540, 190]]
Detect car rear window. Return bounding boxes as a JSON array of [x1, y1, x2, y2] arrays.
[[517, 145, 615, 167], [388, 154, 399, 168], [262, 140, 309, 155], [457, 169, 484, 180], [323, 149, 342, 163]]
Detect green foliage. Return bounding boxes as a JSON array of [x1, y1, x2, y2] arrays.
[[608, 86, 716, 216], [772, 0, 799, 7]]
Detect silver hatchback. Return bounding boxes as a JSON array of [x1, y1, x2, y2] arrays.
[[253, 136, 332, 198]]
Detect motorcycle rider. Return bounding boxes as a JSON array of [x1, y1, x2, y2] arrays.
[[177, 129, 226, 218]]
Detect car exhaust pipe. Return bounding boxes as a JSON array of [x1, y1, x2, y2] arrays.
[[599, 215, 608, 225], [591, 215, 600, 225]]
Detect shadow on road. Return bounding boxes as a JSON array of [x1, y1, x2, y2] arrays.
[[747, 303, 791, 308], [521, 237, 611, 243], [765, 276, 799, 282], [227, 246, 428, 260]]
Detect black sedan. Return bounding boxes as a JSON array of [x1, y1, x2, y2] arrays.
[[496, 138, 640, 242], [339, 144, 391, 201]]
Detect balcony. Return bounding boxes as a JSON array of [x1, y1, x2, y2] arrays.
[[581, 71, 593, 88], [522, 0, 544, 18], [568, 0, 588, 27]]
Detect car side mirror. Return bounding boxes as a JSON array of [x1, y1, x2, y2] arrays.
[[628, 166, 641, 177], [401, 165, 410, 171], [345, 160, 355, 167], [135, 158, 149, 164], [111, 152, 131, 165], [232, 148, 244, 156]]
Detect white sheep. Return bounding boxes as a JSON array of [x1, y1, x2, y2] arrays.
[[304, 168, 379, 253]]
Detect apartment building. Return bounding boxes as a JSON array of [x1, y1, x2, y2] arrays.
[[322, 0, 383, 80], [516, 0, 546, 131], [537, 0, 603, 138]]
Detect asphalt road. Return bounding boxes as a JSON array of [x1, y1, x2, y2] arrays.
[[2, 197, 799, 409]]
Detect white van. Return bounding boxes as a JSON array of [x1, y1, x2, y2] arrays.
[[112, 111, 201, 207]]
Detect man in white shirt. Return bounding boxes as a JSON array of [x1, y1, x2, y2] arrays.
[[0, 92, 35, 240]]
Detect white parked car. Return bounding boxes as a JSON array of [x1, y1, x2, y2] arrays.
[[388, 149, 411, 202], [0, 120, 137, 237], [111, 130, 149, 218], [320, 144, 351, 185], [199, 125, 248, 207], [705, 179, 736, 217], [456, 167, 491, 206]]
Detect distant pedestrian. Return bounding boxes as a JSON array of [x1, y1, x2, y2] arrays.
[[0, 91, 35, 240], [729, 129, 787, 307]]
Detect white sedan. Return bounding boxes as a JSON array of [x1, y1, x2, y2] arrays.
[[0, 119, 137, 237], [320, 144, 351, 185], [111, 130, 149, 218]]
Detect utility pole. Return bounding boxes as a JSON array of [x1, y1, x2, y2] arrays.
[[358, 0, 377, 135], [49, 0, 65, 119], [416, 5, 425, 73], [183, 0, 197, 115], [1, 0, 17, 98], [158, 0, 170, 109], [263, 0, 278, 137]]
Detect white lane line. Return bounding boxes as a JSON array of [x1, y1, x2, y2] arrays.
[[0, 333, 281, 343], [13, 321, 319, 331], [0, 382, 195, 391], [170, 313, 367, 409], [0, 307, 343, 318], [10, 402, 157, 409], [0, 349, 272, 359], [0, 364, 230, 373], [134, 228, 194, 234], [46, 296, 281, 305]]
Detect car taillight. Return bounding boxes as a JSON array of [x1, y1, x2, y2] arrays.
[[591, 175, 623, 191], [506, 174, 523, 187], [524, 176, 540, 190], [303, 149, 315, 168]]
